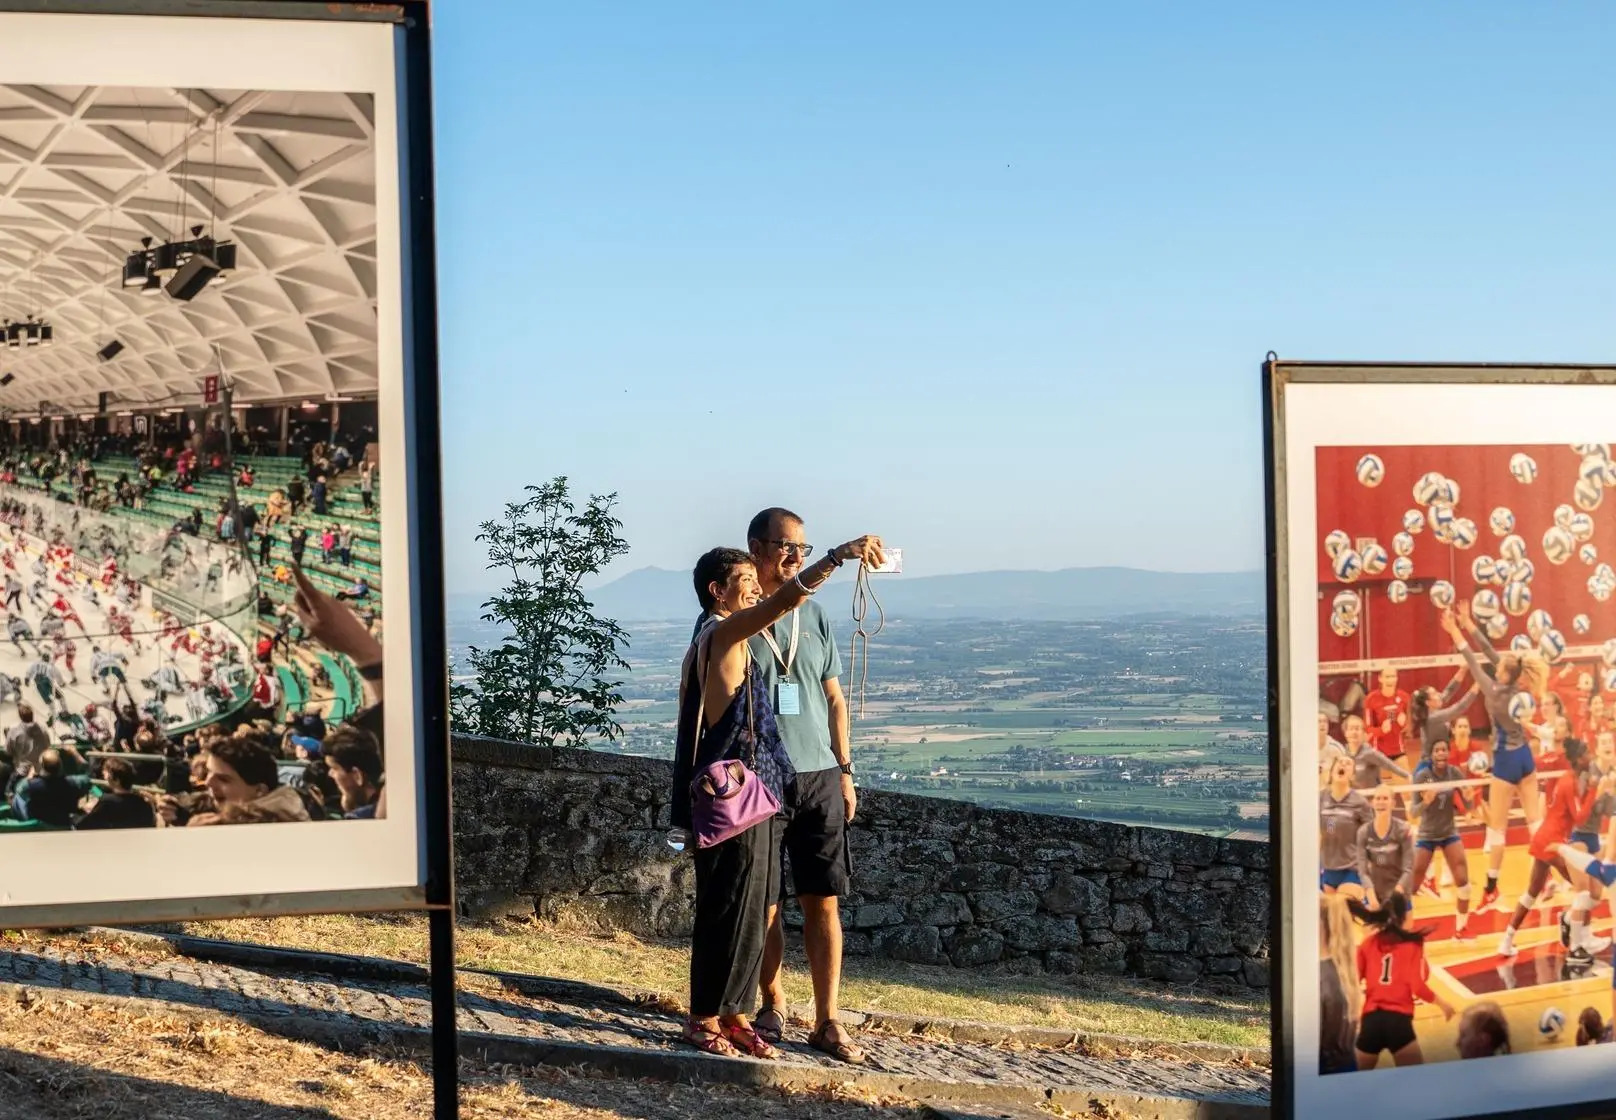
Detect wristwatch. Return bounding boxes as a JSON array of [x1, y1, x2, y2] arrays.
[[838, 761, 855, 777]]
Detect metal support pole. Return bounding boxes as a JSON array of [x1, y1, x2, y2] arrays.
[[429, 906, 458, 1118]]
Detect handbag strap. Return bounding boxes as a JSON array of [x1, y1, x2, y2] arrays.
[[744, 654, 757, 768], [688, 627, 712, 774]]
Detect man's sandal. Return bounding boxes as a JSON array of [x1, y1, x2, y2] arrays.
[[680, 1021, 737, 1056], [723, 1022, 781, 1060], [809, 1019, 866, 1065], [753, 1005, 786, 1043]]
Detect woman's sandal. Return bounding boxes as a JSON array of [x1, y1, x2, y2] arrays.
[[808, 1019, 866, 1065], [680, 1021, 737, 1056], [753, 1005, 786, 1043], [722, 1022, 781, 1060]]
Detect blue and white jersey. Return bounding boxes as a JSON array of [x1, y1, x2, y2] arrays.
[[91, 650, 125, 678]]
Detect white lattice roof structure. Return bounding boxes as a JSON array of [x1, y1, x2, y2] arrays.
[[0, 83, 377, 413]]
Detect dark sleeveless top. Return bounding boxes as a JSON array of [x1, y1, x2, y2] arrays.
[[670, 623, 796, 832]]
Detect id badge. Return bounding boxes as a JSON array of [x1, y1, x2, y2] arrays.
[[776, 680, 802, 716]]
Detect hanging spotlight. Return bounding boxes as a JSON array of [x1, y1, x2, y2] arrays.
[[116, 229, 235, 300], [122, 237, 154, 288], [140, 273, 162, 296]]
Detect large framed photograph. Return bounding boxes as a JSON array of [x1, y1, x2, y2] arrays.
[[0, 4, 446, 926], [1269, 362, 1616, 1120]]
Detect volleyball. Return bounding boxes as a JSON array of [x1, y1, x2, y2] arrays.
[[1574, 443, 1610, 458], [1360, 543, 1389, 575], [1576, 477, 1604, 512], [1472, 588, 1502, 620], [1543, 526, 1576, 565], [1597, 563, 1615, 585], [1490, 507, 1515, 536], [1602, 459, 1616, 486], [1512, 634, 1534, 652], [1570, 512, 1596, 542], [1467, 752, 1491, 775], [1386, 579, 1408, 604], [1332, 549, 1363, 583], [1575, 614, 1592, 635], [1581, 454, 1610, 485], [1392, 556, 1413, 580], [1429, 503, 1457, 541], [1508, 558, 1536, 584], [1485, 613, 1510, 640], [1333, 590, 1362, 618], [1499, 534, 1527, 562], [1583, 544, 1599, 565], [1439, 477, 1460, 505], [1539, 1007, 1566, 1043], [1472, 556, 1498, 585], [1510, 453, 1538, 484], [1541, 629, 1567, 662], [1451, 518, 1478, 549], [1527, 609, 1554, 643], [1592, 575, 1614, 603], [1324, 529, 1351, 559], [1403, 509, 1425, 534], [1503, 581, 1532, 616], [1330, 611, 1359, 638], [1393, 531, 1415, 558], [1356, 454, 1385, 487], [1414, 472, 1446, 505], [1603, 639, 1616, 667], [1510, 692, 1537, 724], [1555, 504, 1576, 529], [1430, 580, 1456, 609]]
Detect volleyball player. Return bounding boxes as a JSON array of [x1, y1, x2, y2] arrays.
[[1322, 755, 1374, 899], [1447, 715, 1480, 773], [1441, 604, 1547, 912], [1342, 713, 1410, 791], [1350, 894, 1456, 1068], [1320, 894, 1361, 1075], [1409, 741, 1480, 937], [1562, 731, 1616, 960], [1498, 738, 1613, 959], [1365, 667, 1412, 762], [1320, 711, 1348, 789], [1411, 668, 1479, 762], [1356, 785, 1413, 909]]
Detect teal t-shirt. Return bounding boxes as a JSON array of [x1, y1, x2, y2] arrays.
[[747, 598, 843, 774]]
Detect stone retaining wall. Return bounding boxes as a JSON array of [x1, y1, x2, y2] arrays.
[[452, 737, 1270, 987]]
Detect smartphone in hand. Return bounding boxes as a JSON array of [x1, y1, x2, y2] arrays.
[[868, 548, 903, 574]]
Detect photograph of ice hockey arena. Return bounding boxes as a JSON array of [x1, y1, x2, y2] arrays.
[[0, 83, 384, 832], [1315, 442, 1616, 1070]]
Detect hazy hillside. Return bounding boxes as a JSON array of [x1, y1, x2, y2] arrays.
[[567, 565, 1264, 623]]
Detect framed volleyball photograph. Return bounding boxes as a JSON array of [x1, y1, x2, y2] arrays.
[[1267, 361, 1616, 1120]]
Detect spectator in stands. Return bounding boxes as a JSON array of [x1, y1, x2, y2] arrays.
[[160, 735, 310, 826], [11, 747, 91, 828], [312, 475, 329, 517], [238, 463, 255, 488], [324, 725, 382, 818], [264, 489, 289, 527], [5, 702, 50, 774], [320, 525, 335, 563], [258, 527, 274, 567], [359, 460, 375, 513], [336, 576, 370, 603], [289, 524, 308, 566], [239, 500, 259, 542], [247, 663, 280, 723], [75, 757, 156, 830], [287, 475, 306, 513], [337, 527, 354, 567]]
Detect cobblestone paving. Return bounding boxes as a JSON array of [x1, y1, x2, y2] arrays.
[[0, 945, 1269, 1107]]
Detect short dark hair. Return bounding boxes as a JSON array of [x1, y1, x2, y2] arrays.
[[746, 507, 801, 548], [102, 757, 135, 789], [325, 724, 383, 787], [693, 548, 753, 612], [208, 736, 279, 791]]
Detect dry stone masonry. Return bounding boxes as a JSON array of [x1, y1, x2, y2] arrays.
[[452, 737, 1270, 988]]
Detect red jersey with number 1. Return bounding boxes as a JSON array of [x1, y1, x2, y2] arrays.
[[1365, 690, 1412, 757], [1356, 930, 1436, 1017], [1529, 771, 1599, 862]]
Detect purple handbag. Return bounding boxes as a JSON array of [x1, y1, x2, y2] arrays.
[[690, 758, 780, 849]]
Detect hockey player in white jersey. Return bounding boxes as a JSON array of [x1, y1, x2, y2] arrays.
[[90, 646, 128, 697], [24, 656, 66, 715]]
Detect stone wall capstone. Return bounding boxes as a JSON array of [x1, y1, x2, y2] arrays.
[[451, 736, 1270, 988]]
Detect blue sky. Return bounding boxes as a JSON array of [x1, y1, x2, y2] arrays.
[[433, 2, 1616, 594]]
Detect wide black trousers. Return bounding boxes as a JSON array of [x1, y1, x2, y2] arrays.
[[689, 816, 782, 1018]]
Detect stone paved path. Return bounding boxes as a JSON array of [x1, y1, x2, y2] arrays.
[[0, 942, 1269, 1111]]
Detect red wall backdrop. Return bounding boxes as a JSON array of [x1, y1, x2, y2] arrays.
[[1315, 443, 1616, 721]]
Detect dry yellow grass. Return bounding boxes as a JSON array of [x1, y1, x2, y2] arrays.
[[0, 993, 934, 1119], [179, 912, 1268, 1048]]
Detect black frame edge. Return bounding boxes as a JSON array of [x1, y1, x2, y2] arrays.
[[1261, 357, 1290, 1118]]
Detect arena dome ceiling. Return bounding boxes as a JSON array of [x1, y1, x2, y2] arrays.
[[0, 83, 377, 414]]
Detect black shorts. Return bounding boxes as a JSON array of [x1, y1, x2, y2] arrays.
[[1356, 1009, 1416, 1055], [780, 766, 852, 899]]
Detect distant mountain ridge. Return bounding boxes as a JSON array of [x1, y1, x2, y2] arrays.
[[569, 565, 1264, 622]]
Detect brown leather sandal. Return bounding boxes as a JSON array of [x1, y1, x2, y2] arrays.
[[809, 1019, 866, 1064], [680, 1020, 737, 1056], [753, 1005, 786, 1043]]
